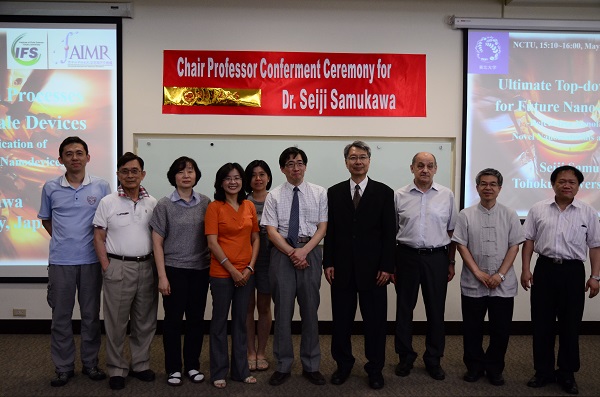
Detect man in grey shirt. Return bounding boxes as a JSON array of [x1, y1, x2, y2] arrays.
[[452, 168, 524, 387]]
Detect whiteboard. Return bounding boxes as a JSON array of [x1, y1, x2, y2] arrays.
[[135, 134, 454, 200]]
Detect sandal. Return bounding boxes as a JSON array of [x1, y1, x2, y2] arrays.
[[248, 359, 257, 371], [187, 369, 205, 383], [167, 372, 182, 386], [213, 379, 227, 388], [256, 358, 269, 371], [243, 375, 257, 384]]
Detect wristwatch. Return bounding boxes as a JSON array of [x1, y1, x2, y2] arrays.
[[590, 275, 600, 281], [497, 272, 506, 282], [246, 265, 255, 273]]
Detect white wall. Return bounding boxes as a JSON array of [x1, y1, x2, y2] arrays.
[[2, 0, 599, 323]]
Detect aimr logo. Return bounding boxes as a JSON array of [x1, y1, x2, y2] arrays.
[[11, 33, 42, 66], [56, 31, 113, 67]]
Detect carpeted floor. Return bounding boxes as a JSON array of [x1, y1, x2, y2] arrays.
[[1, 334, 599, 396]]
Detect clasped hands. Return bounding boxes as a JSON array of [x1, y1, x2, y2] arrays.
[[231, 267, 252, 287], [288, 247, 309, 269], [476, 270, 502, 289]]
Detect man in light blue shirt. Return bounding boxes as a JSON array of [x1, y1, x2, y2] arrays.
[[394, 152, 457, 381], [38, 136, 110, 387]]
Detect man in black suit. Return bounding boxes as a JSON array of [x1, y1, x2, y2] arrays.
[[323, 140, 396, 390]]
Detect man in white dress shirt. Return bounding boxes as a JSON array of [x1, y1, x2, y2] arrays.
[[393, 152, 457, 381], [521, 165, 600, 395]]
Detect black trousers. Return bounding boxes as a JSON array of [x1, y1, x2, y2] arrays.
[[394, 246, 448, 367], [461, 295, 514, 376], [531, 256, 585, 379], [162, 266, 209, 374], [330, 279, 388, 376]]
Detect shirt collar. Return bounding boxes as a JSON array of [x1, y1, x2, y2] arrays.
[[170, 189, 199, 204], [285, 180, 306, 193], [350, 176, 369, 192], [59, 173, 92, 188], [410, 181, 438, 193], [117, 185, 150, 199]]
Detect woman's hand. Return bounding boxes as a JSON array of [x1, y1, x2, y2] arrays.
[[158, 275, 171, 296]]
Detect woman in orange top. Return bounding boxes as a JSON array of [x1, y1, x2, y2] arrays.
[[205, 163, 260, 389]]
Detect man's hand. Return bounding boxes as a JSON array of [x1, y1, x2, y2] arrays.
[[376, 271, 391, 287], [447, 263, 455, 282], [288, 248, 309, 269], [521, 269, 533, 291], [474, 269, 491, 287], [586, 278, 599, 298], [324, 267, 334, 285]]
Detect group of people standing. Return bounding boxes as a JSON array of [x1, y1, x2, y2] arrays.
[[38, 136, 599, 395]]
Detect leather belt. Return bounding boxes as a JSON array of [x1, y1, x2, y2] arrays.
[[538, 255, 582, 265], [398, 244, 448, 255], [297, 236, 312, 243], [107, 252, 153, 262]]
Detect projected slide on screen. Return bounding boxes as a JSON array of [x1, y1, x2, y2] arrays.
[[464, 30, 600, 216], [0, 21, 118, 277]]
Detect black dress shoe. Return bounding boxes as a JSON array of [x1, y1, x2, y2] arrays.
[[109, 376, 125, 390], [269, 371, 291, 386], [129, 369, 156, 382], [368, 373, 385, 390], [426, 365, 446, 381], [50, 370, 75, 387], [527, 374, 554, 388], [463, 369, 484, 382], [394, 361, 413, 377], [559, 378, 579, 395], [82, 366, 107, 381], [302, 370, 326, 385], [487, 372, 505, 386], [331, 369, 351, 385]]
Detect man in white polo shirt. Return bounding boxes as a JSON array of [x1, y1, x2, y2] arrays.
[[93, 152, 158, 390]]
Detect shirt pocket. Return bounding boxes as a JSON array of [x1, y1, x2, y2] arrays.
[[566, 223, 587, 250], [116, 213, 131, 227]]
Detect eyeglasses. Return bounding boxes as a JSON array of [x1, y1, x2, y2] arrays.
[[284, 161, 305, 169], [118, 169, 141, 176], [223, 176, 242, 182], [347, 155, 369, 162], [478, 182, 499, 188]]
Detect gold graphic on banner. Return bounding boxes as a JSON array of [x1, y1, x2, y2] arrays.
[[163, 87, 261, 107]]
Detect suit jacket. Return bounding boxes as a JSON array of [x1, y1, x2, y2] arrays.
[[323, 178, 396, 291]]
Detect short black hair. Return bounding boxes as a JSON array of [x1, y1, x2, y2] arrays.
[[244, 160, 273, 194], [214, 162, 246, 204], [550, 165, 584, 184], [59, 136, 88, 157], [167, 156, 202, 187], [117, 152, 144, 170], [278, 147, 307, 168]]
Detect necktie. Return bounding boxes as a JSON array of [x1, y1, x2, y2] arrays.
[[288, 186, 300, 247], [353, 184, 361, 209]]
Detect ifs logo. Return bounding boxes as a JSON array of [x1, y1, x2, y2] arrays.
[[11, 33, 44, 67]]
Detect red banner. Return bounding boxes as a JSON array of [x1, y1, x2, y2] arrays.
[[162, 50, 426, 117]]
